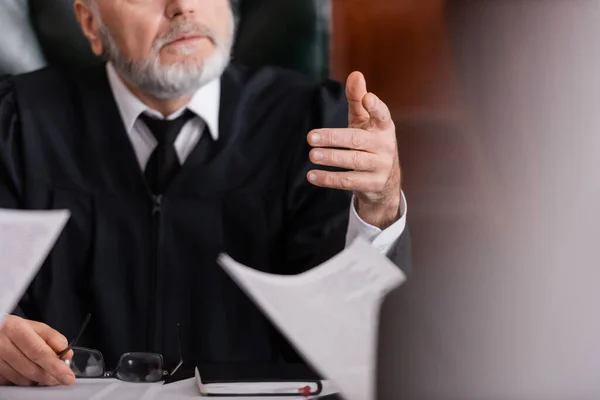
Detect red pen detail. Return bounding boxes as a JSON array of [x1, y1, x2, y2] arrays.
[[299, 385, 312, 397]]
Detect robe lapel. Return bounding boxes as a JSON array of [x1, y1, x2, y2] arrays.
[[74, 64, 150, 197], [171, 65, 251, 198]]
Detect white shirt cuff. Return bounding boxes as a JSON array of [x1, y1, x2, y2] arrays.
[[345, 191, 407, 254]]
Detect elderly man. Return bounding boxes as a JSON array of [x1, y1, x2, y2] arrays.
[[0, 0, 411, 387]]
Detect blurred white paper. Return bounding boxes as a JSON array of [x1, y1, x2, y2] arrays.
[[217, 238, 406, 400], [0, 379, 162, 400], [0, 209, 69, 325]]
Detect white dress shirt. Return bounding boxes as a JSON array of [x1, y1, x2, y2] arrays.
[[106, 63, 406, 254]]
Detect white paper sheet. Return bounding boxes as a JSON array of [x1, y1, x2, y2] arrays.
[[0, 379, 163, 400], [0, 209, 70, 325], [217, 238, 406, 400]]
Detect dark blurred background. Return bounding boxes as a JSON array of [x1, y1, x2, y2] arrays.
[[331, 0, 492, 278]]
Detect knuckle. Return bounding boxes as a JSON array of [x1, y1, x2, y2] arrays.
[[28, 344, 49, 364], [36, 322, 50, 332], [329, 150, 340, 165], [351, 130, 366, 148], [2, 317, 20, 335], [325, 174, 337, 187], [328, 130, 337, 146], [352, 152, 362, 169], [341, 177, 356, 190]]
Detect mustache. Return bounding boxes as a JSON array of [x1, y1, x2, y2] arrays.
[[153, 21, 217, 49]]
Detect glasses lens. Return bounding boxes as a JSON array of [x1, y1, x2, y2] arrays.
[[115, 353, 164, 382], [68, 347, 105, 378]]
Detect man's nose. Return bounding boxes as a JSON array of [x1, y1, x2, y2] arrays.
[[166, 0, 197, 19]]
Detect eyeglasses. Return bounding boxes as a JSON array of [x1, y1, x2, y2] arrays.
[[66, 347, 181, 382], [57, 314, 183, 383]]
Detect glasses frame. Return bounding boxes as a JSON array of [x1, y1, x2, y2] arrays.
[[57, 313, 183, 383]]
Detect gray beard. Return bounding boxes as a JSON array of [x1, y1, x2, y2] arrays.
[[98, 19, 234, 100]]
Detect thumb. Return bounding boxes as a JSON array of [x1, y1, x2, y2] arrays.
[[346, 71, 370, 127]]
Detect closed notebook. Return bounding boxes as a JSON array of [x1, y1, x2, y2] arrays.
[[195, 367, 339, 397]]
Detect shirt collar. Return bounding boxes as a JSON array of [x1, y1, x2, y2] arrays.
[[106, 62, 220, 141]]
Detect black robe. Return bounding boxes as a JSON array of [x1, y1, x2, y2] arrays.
[[0, 64, 411, 370]]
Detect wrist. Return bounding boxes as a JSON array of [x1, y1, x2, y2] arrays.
[[355, 191, 401, 230]]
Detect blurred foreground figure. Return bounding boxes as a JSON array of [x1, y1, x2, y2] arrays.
[[378, 1, 600, 399]]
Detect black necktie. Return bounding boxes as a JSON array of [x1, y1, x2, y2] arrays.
[[140, 110, 195, 194]]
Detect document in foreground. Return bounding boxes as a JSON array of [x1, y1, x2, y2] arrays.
[[217, 238, 406, 400], [0, 209, 70, 325]]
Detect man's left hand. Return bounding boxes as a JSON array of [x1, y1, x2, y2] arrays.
[[307, 71, 402, 230]]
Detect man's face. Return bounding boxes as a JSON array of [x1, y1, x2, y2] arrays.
[[97, 0, 231, 67], [78, 0, 235, 99]]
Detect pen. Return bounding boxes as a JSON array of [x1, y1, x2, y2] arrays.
[[56, 313, 91, 359]]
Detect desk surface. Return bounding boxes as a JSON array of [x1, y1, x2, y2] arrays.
[[0, 363, 341, 399], [0, 378, 342, 400]]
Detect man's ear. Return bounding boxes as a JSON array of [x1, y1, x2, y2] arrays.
[[73, 0, 104, 56]]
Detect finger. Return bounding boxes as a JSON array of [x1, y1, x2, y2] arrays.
[[309, 148, 380, 172], [363, 93, 393, 129], [307, 170, 385, 192], [2, 338, 59, 386], [9, 322, 75, 385], [346, 71, 370, 127], [0, 359, 33, 386], [308, 128, 378, 152], [31, 321, 73, 360]]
